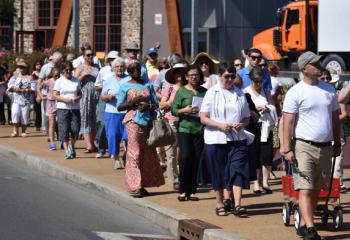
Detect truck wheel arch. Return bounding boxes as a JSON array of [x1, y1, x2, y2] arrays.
[[321, 54, 346, 74]]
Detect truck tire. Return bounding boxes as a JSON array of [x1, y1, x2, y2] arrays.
[[322, 54, 346, 74]]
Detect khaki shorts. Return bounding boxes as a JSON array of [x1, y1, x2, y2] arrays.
[[293, 140, 332, 190]]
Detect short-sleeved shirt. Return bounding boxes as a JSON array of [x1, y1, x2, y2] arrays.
[[95, 65, 114, 87], [161, 84, 178, 121], [201, 83, 250, 144], [145, 61, 159, 83], [53, 76, 81, 110], [101, 74, 130, 113], [237, 67, 272, 91], [39, 62, 54, 80], [153, 68, 169, 93], [171, 86, 206, 135], [12, 75, 35, 106], [270, 76, 282, 95], [283, 80, 340, 142]]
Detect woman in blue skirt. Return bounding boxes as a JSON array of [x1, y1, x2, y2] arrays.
[[200, 63, 251, 217]]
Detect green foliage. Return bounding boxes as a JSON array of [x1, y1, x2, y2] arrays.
[[0, 0, 16, 24]]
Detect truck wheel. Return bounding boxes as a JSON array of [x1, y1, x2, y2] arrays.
[[322, 54, 346, 74]]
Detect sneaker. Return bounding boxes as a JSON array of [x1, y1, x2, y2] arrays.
[[11, 132, 18, 137], [68, 145, 76, 158], [114, 160, 124, 169], [340, 184, 347, 193], [49, 143, 56, 151], [95, 152, 105, 159], [304, 227, 321, 240], [21, 133, 27, 137], [64, 151, 73, 159]]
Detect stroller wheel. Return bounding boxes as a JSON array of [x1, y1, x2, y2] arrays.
[[294, 208, 301, 231], [282, 203, 290, 226], [333, 207, 343, 230], [321, 209, 329, 226]]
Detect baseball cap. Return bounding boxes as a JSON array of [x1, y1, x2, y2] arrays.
[[297, 51, 322, 69], [147, 47, 158, 55], [107, 50, 119, 59]]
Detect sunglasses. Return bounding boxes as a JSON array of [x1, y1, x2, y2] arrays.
[[250, 56, 262, 62], [234, 64, 243, 67], [222, 73, 236, 79], [320, 76, 332, 81], [199, 61, 209, 66], [85, 54, 93, 57], [64, 68, 73, 72]]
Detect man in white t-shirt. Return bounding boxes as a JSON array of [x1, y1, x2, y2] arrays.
[[282, 51, 341, 240]]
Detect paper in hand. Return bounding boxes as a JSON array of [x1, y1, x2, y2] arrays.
[[191, 96, 203, 117]]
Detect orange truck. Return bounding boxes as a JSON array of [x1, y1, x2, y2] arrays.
[[252, 0, 350, 73]]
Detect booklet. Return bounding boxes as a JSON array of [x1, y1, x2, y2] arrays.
[[191, 96, 203, 117]]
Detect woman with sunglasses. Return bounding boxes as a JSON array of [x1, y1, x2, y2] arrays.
[[233, 58, 244, 72], [192, 52, 220, 90], [75, 48, 100, 153], [244, 67, 275, 194], [117, 60, 164, 198], [200, 63, 250, 217], [8, 60, 35, 137], [53, 62, 82, 159], [171, 64, 206, 201]]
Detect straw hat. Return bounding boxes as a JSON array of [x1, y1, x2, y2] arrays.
[[16, 60, 28, 68], [192, 52, 220, 74], [165, 63, 186, 84]]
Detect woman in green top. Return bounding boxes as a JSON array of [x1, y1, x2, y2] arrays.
[[171, 64, 207, 201]]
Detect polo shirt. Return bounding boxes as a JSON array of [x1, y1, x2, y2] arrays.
[[237, 67, 272, 90]]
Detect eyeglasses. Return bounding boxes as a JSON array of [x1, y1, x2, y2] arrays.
[[222, 73, 236, 79], [234, 64, 243, 67], [114, 65, 124, 68], [187, 74, 199, 77], [85, 54, 93, 57], [199, 61, 209, 66], [250, 55, 262, 62]]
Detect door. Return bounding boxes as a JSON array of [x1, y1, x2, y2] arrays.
[[282, 8, 303, 52]]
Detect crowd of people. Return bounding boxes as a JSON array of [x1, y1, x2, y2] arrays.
[[0, 42, 350, 240]]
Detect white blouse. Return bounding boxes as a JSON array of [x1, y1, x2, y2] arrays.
[[200, 83, 250, 144]]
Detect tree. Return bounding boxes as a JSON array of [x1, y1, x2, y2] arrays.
[[0, 0, 16, 24]]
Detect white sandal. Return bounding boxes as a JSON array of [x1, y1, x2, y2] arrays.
[[11, 132, 18, 137]]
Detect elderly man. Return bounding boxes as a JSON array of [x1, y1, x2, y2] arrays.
[[124, 42, 149, 83], [283, 51, 341, 240]]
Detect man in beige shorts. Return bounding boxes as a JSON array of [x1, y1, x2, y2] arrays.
[[282, 51, 341, 240]]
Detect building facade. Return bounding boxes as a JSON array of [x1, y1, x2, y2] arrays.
[[11, 0, 142, 54]]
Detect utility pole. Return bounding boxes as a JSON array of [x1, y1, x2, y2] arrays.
[[72, 0, 79, 50], [191, 0, 198, 58]]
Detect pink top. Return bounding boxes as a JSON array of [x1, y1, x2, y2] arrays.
[[161, 84, 178, 121], [46, 78, 56, 101]]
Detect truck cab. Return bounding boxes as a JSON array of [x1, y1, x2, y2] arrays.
[[253, 0, 317, 61]]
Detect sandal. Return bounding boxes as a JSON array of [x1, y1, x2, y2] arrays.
[[177, 193, 187, 202], [215, 206, 228, 216], [223, 199, 234, 212], [130, 191, 143, 198], [233, 205, 248, 217]]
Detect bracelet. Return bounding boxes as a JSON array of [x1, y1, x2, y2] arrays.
[[284, 150, 292, 154]]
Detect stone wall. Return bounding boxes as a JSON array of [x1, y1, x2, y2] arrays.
[[13, 0, 35, 53], [121, 0, 142, 51]]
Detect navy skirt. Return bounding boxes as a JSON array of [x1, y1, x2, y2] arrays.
[[203, 141, 250, 190]]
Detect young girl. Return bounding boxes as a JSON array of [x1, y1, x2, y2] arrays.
[[46, 68, 60, 150]]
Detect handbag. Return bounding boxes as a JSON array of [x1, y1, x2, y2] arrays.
[[147, 110, 176, 147]]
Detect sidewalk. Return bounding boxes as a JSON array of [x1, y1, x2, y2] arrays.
[[0, 125, 349, 240]]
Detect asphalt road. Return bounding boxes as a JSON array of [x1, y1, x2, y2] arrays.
[[0, 155, 172, 240]]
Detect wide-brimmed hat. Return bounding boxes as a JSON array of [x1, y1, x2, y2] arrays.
[[125, 42, 140, 51], [107, 50, 119, 59], [165, 63, 185, 84], [16, 60, 28, 68], [192, 52, 220, 73]]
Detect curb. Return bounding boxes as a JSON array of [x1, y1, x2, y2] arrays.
[[0, 145, 245, 240]]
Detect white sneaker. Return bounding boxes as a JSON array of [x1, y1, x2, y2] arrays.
[[114, 160, 124, 169], [96, 153, 104, 159]]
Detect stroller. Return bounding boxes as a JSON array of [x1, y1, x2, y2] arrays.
[[281, 156, 343, 231]]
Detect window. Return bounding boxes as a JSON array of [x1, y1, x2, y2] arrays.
[[37, 0, 62, 28], [286, 10, 299, 29], [0, 22, 12, 51], [35, 0, 62, 49], [93, 0, 122, 52]]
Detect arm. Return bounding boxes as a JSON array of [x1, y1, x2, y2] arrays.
[[282, 112, 296, 163], [339, 103, 348, 123], [332, 110, 341, 157], [278, 116, 285, 155], [53, 90, 71, 104], [200, 112, 232, 132], [159, 95, 171, 110], [338, 84, 350, 103]]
